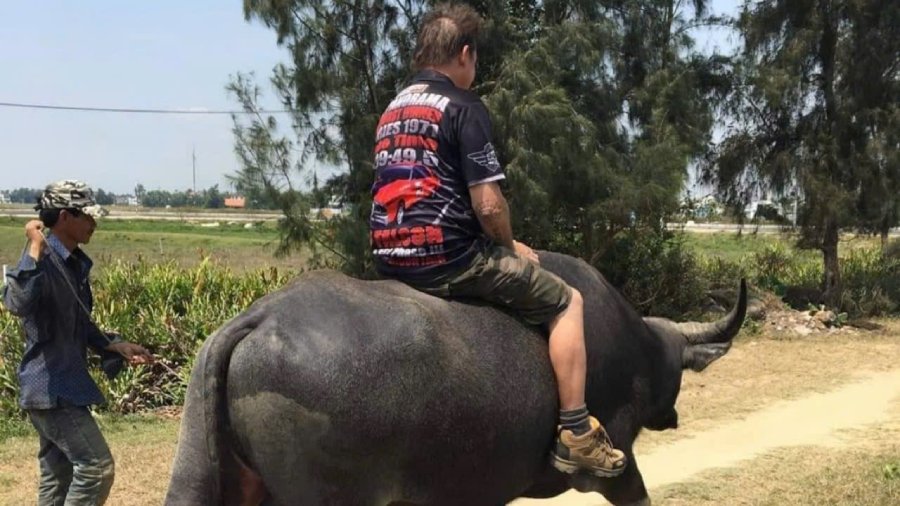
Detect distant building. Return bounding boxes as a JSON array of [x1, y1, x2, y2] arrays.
[[115, 194, 140, 206], [224, 196, 246, 209], [0, 192, 9, 204]]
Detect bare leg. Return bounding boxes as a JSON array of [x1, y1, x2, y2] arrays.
[[548, 288, 586, 410], [548, 287, 627, 477]]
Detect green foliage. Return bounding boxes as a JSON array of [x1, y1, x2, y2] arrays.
[[884, 462, 900, 481], [4, 188, 43, 204], [839, 248, 900, 316], [0, 311, 23, 420], [707, 0, 900, 302], [229, 0, 428, 276], [94, 188, 116, 206], [134, 184, 146, 203], [0, 260, 291, 419], [694, 240, 899, 318], [486, 1, 729, 261], [137, 184, 228, 209], [750, 244, 793, 291], [753, 203, 788, 224], [0, 414, 29, 441], [598, 230, 708, 319], [230, 1, 729, 279], [884, 239, 900, 260]]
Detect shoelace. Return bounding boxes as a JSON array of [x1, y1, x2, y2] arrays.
[[588, 429, 622, 460]]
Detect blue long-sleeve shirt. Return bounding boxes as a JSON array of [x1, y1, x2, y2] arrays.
[[2, 234, 120, 409]]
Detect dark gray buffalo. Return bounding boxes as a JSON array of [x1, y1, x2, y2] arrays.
[[166, 252, 746, 506]]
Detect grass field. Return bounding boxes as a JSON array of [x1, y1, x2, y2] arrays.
[[0, 217, 792, 276], [680, 230, 885, 262], [0, 217, 307, 274], [3, 215, 884, 273]]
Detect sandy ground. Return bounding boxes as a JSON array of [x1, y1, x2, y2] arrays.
[[513, 369, 900, 506]]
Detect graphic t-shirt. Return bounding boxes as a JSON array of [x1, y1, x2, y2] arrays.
[[370, 69, 505, 282]]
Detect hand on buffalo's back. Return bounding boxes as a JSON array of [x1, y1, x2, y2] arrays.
[[514, 240, 540, 264]]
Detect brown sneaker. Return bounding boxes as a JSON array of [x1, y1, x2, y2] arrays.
[[552, 416, 627, 478]]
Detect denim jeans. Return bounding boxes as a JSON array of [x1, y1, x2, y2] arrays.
[[27, 404, 115, 506]]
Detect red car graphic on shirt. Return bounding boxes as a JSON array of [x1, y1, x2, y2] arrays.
[[372, 165, 441, 225]]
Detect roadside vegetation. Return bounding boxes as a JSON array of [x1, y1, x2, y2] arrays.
[[0, 256, 292, 422], [2, 223, 898, 425]]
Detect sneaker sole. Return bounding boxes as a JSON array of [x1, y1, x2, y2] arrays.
[[551, 454, 627, 478]]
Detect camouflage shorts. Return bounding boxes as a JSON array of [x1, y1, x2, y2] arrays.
[[409, 243, 572, 326]]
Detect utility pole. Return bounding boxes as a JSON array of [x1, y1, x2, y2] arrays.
[[192, 146, 197, 193]]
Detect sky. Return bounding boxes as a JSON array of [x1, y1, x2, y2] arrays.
[[0, 0, 739, 196]]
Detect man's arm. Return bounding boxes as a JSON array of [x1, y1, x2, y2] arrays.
[[83, 291, 154, 365], [2, 221, 47, 317], [459, 102, 538, 263], [105, 340, 154, 364], [469, 183, 540, 263], [470, 182, 514, 249], [87, 321, 153, 365], [86, 318, 117, 352], [2, 253, 44, 317]]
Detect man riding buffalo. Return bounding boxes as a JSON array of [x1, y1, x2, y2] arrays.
[[369, 3, 626, 478], [165, 4, 748, 506]]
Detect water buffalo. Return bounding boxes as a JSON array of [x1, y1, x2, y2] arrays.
[[166, 251, 746, 505]]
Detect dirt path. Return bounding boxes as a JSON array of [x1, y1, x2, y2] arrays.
[[513, 368, 900, 506]]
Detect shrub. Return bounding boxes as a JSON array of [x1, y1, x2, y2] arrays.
[[693, 239, 899, 318], [883, 239, 900, 260], [697, 256, 751, 290], [839, 248, 900, 317], [0, 311, 23, 420], [598, 229, 708, 319], [751, 244, 793, 291], [0, 258, 292, 419]]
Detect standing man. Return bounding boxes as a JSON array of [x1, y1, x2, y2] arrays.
[[2, 180, 154, 505], [369, 4, 626, 477]]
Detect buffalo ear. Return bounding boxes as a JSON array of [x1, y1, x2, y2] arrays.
[[682, 341, 731, 372]]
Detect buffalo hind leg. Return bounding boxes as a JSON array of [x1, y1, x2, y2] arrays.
[[223, 449, 269, 506]]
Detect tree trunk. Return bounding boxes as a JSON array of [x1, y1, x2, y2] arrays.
[[821, 217, 842, 307], [818, 0, 841, 308], [582, 217, 594, 263]]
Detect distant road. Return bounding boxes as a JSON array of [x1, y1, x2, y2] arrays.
[[666, 222, 900, 236], [0, 207, 283, 222], [1, 207, 898, 236], [668, 222, 784, 234]]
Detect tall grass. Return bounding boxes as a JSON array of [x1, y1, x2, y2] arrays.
[[609, 232, 900, 319], [0, 259, 291, 419]]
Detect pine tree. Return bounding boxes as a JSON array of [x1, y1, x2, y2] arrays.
[[230, 1, 728, 285], [708, 0, 900, 304], [486, 1, 729, 262]]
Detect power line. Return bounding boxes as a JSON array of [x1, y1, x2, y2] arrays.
[[0, 101, 292, 115]]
